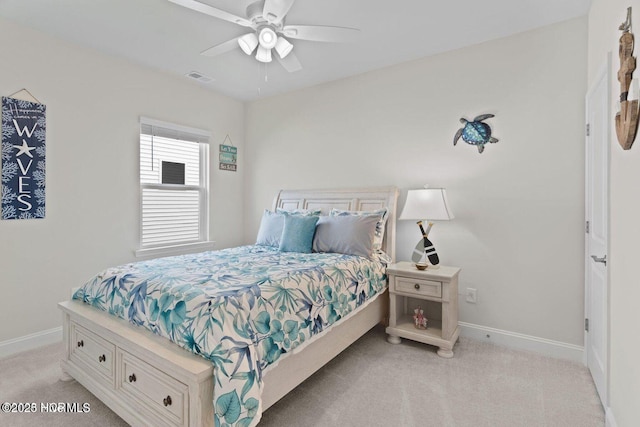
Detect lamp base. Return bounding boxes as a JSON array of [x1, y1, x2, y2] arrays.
[[414, 262, 440, 271], [411, 239, 441, 267]]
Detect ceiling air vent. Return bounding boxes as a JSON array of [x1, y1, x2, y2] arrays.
[[185, 71, 213, 83]]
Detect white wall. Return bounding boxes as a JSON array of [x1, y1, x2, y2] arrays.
[[6, 9, 629, 420], [246, 18, 587, 347], [0, 17, 245, 342], [588, 2, 640, 426]]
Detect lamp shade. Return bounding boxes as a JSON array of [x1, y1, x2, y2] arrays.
[[238, 33, 258, 55], [255, 45, 273, 63], [399, 188, 454, 221], [275, 36, 293, 59], [258, 27, 278, 49]]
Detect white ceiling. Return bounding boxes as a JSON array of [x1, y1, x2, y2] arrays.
[[0, 0, 591, 101]]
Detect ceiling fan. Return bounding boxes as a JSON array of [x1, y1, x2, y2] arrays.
[[168, 0, 360, 72]]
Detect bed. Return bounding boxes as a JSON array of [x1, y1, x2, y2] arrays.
[[59, 186, 398, 427]]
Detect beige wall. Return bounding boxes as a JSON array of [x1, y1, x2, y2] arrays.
[[0, 17, 245, 342], [246, 18, 588, 345], [588, 2, 640, 426]]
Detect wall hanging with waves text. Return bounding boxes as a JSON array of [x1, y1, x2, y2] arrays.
[[1, 94, 46, 220]]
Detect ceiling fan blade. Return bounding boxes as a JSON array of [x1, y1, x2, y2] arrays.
[[263, 0, 296, 24], [200, 36, 242, 57], [282, 25, 360, 42], [276, 51, 302, 72], [168, 0, 252, 27]]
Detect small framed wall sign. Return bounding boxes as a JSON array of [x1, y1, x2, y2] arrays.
[[2, 94, 46, 220], [219, 143, 237, 172]]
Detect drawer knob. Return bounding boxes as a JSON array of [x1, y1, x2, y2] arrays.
[[414, 284, 420, 290], [163, 395, 172, 407], [129, 373, 137, 383], [98, 354, 106, 363], [77, 340, 84, 348]]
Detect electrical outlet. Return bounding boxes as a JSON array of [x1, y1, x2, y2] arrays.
[[465, 288, 477, 304]]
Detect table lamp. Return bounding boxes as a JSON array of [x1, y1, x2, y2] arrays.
[[399, 187, 454, 269]]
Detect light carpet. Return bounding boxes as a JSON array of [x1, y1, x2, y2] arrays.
[[0, 325, 604, 426]]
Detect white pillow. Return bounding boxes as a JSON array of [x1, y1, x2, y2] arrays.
[[329, 208, 388, 250], [313, 214, 379, 258]]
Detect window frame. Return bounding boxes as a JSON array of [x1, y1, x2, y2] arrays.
[[135, 117, 213, 258]]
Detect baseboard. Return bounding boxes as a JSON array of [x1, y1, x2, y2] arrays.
[[458, 322, 584, 363], [0, 326, 63, 359], [0, 321, 586, 362], [605, 407, 617, 427]]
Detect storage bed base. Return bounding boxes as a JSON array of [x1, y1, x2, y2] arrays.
[[59, 291, 387, 426]]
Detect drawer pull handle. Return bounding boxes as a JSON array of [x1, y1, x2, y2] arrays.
[[98, 354, 106, 363], [129, 374, 136, 383], [414, 284, 420, 290], [163, 395, 172, 407], [77, 340, 84, 348]]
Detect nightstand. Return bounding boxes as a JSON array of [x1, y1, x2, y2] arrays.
[[385, 262, 461, 358]]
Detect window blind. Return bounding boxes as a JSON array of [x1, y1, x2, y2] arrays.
[[139, 118, 209, 249], [140, 122, 209, 145]]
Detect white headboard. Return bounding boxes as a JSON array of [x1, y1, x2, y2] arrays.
[[272, 186, 399, 261]]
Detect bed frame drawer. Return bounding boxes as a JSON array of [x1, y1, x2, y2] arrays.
[[394, 277, 442, 298], [60, 300, 214, 427], [118, 349, 188, 427], [70, 322, 115, 386]]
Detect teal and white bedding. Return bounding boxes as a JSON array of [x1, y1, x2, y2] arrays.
[[73, 245, 389, 427]]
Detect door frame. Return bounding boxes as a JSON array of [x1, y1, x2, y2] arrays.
[[584, 54, 610, 407]]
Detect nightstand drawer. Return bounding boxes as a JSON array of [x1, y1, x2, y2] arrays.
[[395, 277, 442, 298]]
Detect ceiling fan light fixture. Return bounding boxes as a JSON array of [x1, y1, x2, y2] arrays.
[[255, 45, 272, 63], [275, 36, 293, 59], [238, 33, 258, 55], [258, 27, 278, 49]]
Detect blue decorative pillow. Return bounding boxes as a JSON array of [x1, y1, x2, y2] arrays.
[[256, 209, 322, 247], [313, 214, 379, 258], [256, 210, 285, 247], [279, 214, 319, 253]]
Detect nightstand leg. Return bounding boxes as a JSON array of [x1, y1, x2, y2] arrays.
[[437, 348, 454, 358], [387, 335, 401, 344], [386, 292, 402, 344]]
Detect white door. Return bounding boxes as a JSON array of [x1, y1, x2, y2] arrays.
[[585, 58, 609, 406]]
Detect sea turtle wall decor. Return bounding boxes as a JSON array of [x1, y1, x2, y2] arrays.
[[453, 113, 499, 154]]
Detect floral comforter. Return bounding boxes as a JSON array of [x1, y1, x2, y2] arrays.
[[73, 245, 389, 427]]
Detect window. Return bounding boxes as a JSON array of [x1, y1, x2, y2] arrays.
[[137, 117, 211, 256]]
